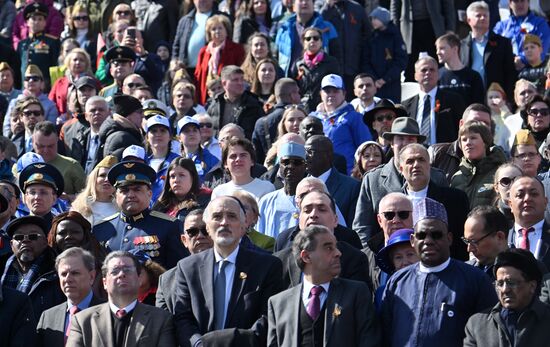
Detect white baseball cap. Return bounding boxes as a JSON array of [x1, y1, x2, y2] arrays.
[[122, 145, 146, 161], [321, 74, 344, 90]]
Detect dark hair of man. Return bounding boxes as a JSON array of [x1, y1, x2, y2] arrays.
[[299, 189, 336, 214], [222, 137, 256, 166], [462, 103, 491, 119], [467, 205, 509, 237], [55, 246, 96, 272], [101, 250, 141, 277], [458, 120, 493, 148], [510, 175, 546, 195], [353, 72, 377, 84], [292, 225, 331, 270], [274, 78, 298, 102], [182, 208, 204, 235], [13, 95, 44, 117], [33, 120, 57, 136]]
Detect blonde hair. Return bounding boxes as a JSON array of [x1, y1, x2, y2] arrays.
[[71, 166, 115, 217], [63, 48, 92, 75], [205, 15, 232, 42]]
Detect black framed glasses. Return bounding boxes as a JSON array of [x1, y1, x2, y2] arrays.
[[73, 15, 89, 21], [414, 231, 444, 240], [126, 83, 143, 89], [185, 227, 208, 238], [514, 152, 538, 160], [280, 158, 305, 166], [461, 230, 495, 246], [381, 211, 411, 220], [12, 233, 43, 242]]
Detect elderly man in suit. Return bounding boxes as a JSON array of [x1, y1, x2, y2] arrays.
[[173, 196, 283, 347], [66, 250, 176, 346], [268, 225, 380, 347], [305, 135, 360, 227], [401, 56, 466, 145], [508, 176, 550, 269], [37, 247, 104, 346]]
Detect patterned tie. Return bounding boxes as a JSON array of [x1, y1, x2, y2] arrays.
[[116, 309, 127, 318], [421, 94, 431, 142], [65, 306, 79, 345], [307, 286, 324, 320], [214, 260, 228, 330], [520, 227, 534, 250]]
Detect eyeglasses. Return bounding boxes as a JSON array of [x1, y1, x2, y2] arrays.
[[528, 108, 550, 117], [126, 83, 142, 89], [461, 230, 495, 246], [280, 158, 305, 166], [304, 36, 320, 42], [21, 110, 43, 117], [494, 279, 525, 290], [116, 10, 131, 16], [12, 233, 43, 242], [73, 15, 89, 21], [185, 227, 208, 238], [498, 176, 518, 187], [381, 211, 411, 220], [108, 266, 136, 276], [414, 231, 444, 240], [200, 123, 213, 128], [24, 76, 42, 82], [514, 152, 538, 160], [375, 114, 395, 122]]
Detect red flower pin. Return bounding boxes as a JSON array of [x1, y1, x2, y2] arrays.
[[435, 100, 441, 113], [489, 40, 497, 47]]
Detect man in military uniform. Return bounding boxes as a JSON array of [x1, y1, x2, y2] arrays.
[[99, 46, 136, 100], [17, 162, 64, 230], [92, 161, 188, 268], [17, 3, 60, 90]]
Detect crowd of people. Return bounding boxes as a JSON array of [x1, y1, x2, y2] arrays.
[[0, 0, 550, 346]]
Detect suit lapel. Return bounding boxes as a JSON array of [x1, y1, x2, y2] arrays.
[[93, 304, 113, 347], [54, 303, 68, 336], [288, 250, 302, 287], [225, 248, 251, 326], [199, 250, 216, 331], [323, 279, 343, 347], [290, 284, 303, 346], [484, 33, 495, 66], [126, 303, 149, 346]]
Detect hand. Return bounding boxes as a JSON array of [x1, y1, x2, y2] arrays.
[[122, 34, 136, 49], [514, 56, 525, 71]]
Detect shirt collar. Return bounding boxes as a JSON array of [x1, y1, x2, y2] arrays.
[[419, 258, 451, 273], [326, 101, 348, 118], [317, 168, 332, 183], [514, 219, 544, 234], [214, 244, 240, 265], [302, 277, 330, 297], [418, 87, 437, 100], [109, 299, 137, 315], [471, 31, 489, 43], [67, 290, 94, 311]]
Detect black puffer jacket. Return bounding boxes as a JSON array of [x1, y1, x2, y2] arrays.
[[93, 115, 144, 166]]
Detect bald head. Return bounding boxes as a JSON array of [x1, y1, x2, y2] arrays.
[[377, 192, 414, 239]]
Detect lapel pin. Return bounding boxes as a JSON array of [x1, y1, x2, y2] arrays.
[[332, 304, 341, 318], [239, 272, 247, 280]]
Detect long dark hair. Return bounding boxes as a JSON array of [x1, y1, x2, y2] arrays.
[[153, 157, 201, 212]]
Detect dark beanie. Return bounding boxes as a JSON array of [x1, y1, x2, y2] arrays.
[[113, 94, 142, 117], [494, 248, 542, 285]]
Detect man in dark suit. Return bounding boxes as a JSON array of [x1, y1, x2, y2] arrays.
[[401, 56, 466, 145], [508, 176, 550, 270], [37, 247, 104, 346], [173, 196, 283, 347], [268, 225, 380, 347], [274, 190, 372, 290], [66, 250, 176, 346], [460, 1, 516, 100], [305, 135, 360, 227]]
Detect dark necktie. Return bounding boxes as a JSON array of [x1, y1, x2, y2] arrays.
[[65, 306, 79, 345], [307, 286, 324, 320], [116, 309, 127, 318], [520, 227, 534, 250], [214, 260, 228, 330], [421, 94, 431, 141]]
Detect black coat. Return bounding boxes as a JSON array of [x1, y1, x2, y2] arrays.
[[93, 116, 144, 166], [0, 286, 36, 347]]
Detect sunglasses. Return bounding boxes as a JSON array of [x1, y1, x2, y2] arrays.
[[12, 233, 43, 242], [73, 15, 89, 21], [126, 83, 142, 89], [25, 76, 42, 82], [116, 10, 131, 16], [200, 123, 213, 128], [185, 227, 208, 238], [304, 36, 320, 42], [414, 231, 444, 240], [498, 176, 518, 187], [381, 211, 411, 220], [280, 158, 305, 166], [22, 110, 43, 117], [375, 114, 395, 122], [528, 108, 550, 117]]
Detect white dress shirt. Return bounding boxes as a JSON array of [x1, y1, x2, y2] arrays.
[[302, 278, 330, 310]]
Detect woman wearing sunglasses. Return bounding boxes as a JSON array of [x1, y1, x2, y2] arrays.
[[520, 95, 550, 151], [61, 4, 97, 69], [493, 163, 523, 228], [451, 120, 506, 209], [292, 27, 340, 112]]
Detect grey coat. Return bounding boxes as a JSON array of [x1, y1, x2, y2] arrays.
[[464, 299, 550, 347], [390, 0, 456, 53]]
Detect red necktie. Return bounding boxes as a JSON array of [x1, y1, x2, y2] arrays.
[[116, 309, 127, 318], [520, 227, 534, 250], [65, 306, 79, 345], [306, 286, 324, 320]]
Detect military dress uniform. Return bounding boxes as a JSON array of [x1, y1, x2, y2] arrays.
[[92, 161, 188, 268], [99, 46, 136, 102]]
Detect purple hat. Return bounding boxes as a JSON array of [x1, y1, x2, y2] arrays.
[[412, 198, 448, 226], [375, 228, 414, 274]]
